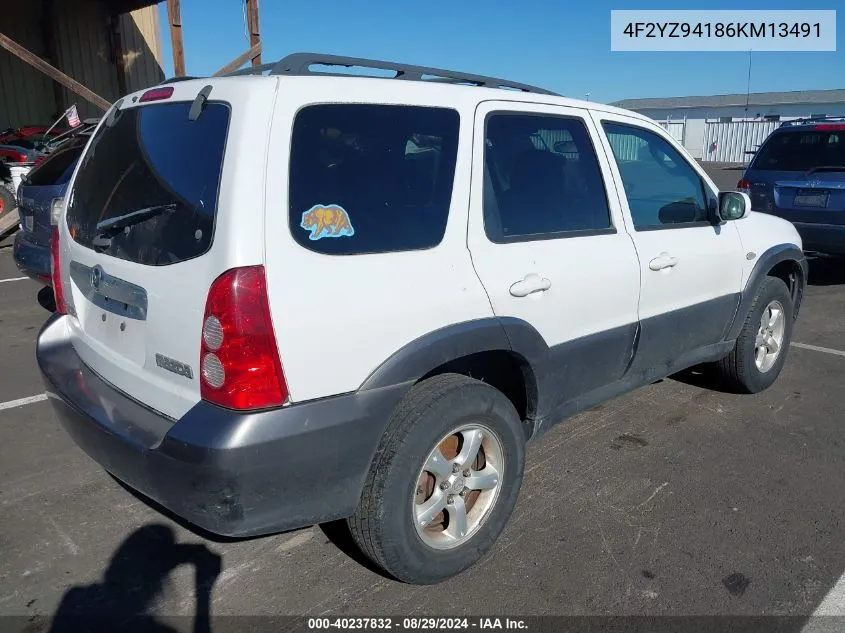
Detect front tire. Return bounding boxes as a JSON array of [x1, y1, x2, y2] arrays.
[[348, 373, 526, 584], [717, 276, 794, 393]]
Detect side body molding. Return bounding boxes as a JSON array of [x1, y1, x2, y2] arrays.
[[357, 316, 636, 424], [725, 243, 808, 341]]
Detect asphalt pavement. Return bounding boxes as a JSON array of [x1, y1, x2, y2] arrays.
[[1, 181, 844, 631]]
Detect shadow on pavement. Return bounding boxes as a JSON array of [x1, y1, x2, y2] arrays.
[[318, 520, 394, 581], [37, 286, 56, 313], [806, 255, 845, 287], [669, 363, 735, 393], [47, 524, 221, 633]]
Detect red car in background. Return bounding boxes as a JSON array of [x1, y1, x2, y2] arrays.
[[0, 125, 66, 145]]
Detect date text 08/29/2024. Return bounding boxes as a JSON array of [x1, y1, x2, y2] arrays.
[[306, 617, 528, 630]]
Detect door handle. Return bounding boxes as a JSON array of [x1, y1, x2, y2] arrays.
[[509, 273, 551, 297], [648, 253, 679, 271]]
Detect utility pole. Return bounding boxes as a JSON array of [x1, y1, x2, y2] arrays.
[[166, 0, 186, 77], [744, 50, 752, 117], [245, 0, 261, 66]]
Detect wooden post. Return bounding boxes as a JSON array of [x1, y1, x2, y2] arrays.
[[245, 0, 261, 66], [213, 43, 262, 76], [109, 15, 128, 96], [166, 0, 186, 77], [0, 33, 111, 111]]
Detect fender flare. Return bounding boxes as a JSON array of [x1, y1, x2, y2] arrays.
[[359, 317, 548, 394], [725, 243, 807, 341]]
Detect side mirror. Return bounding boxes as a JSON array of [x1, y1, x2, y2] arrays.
[[717, 191, 751, 221]]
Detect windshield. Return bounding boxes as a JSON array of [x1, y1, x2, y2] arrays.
[[753, 129, 845, 172], [66, 101, 230, 266]]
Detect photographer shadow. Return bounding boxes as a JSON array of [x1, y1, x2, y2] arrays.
[[48, 524, 221, 633]]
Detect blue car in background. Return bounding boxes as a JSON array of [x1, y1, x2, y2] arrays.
[[13, 134, 89, 285], [739, 117, 845, 256]]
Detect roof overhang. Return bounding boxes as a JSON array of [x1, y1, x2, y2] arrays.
[[104, 0, 161, 15]]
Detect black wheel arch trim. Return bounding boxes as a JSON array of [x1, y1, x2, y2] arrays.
[[725, 243, 807, 341], [358, 316, 548, 397]]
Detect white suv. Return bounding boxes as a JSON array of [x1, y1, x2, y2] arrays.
[[38, 53, 807, 585]]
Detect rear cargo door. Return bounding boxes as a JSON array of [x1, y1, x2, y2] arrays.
[[58, 78, 277, 419]]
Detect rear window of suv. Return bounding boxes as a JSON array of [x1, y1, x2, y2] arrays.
[[288, 104, 460, 255], [66, 101, 230, 266], [753, 129, 845, 172], [24, 140, 86, 186]]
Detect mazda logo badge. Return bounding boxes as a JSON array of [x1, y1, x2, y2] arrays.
[[91, 265, 104, 289]]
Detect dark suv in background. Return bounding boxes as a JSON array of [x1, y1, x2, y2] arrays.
[[739, 118, 845, 256], [13, 135, 89, 285]]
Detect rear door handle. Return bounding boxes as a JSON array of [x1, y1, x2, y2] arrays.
[[649, 253, 679, 271], [509, 273, 551, 297]]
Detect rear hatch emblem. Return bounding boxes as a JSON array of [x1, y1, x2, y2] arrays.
[[91, 264, 104, 290], [155, 354, 194, 379]]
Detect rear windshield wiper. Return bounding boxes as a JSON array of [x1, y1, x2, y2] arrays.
[[91, 203, 177, 250], [96, 203, 178, 235]]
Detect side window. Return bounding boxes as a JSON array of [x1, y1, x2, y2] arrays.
[[288, 104, 460, 255], [483, 113, 612, 242], [602, 122, 710, 230]]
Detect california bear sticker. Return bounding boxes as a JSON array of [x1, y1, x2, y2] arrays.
[[300, 204, 355, 241]]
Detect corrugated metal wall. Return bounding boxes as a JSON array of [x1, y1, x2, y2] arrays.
[[119, 6, 165, 94], [0, 1, 58, 130], [658, 120, 686, 143], [605, 130, 646, 162], [1, 1, 163, 129], [701, 120, 781, 163], [52, 0, 121, 121]]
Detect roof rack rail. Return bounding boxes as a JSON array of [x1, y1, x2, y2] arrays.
[[780, 115, 845, 127], [225, 52, 559, 96]]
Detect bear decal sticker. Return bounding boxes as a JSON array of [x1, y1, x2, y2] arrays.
[[300, 204, 355, 241]]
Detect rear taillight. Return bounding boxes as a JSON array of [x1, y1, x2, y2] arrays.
[[200, 266, 289, 410], [49, 198, 67, 314], [50, 229, 67, 314], [737, 179, 751, 194], [50, 197, 63, 225], [814, 124, 845, 131]]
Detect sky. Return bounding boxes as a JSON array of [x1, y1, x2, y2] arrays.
[[157, 0, 843, 105]]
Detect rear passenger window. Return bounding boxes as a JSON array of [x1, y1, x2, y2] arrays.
[[483, 113, 612, 242], [602, 122, 709, 230], [288, 104, 459, 255]]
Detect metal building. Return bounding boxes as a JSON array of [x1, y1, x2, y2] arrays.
[[611, 89, 845, 162], [1, 0, 165, 130]]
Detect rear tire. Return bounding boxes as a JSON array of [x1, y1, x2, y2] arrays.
[[348, 373, 526, 584], [716, 276, 794, 393]]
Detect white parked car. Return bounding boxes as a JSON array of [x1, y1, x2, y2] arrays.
[[38, 53, 807, 585]]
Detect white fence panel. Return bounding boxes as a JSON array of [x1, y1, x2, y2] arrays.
[[659, 120, 686, 143], [701, 120, 781, 163]]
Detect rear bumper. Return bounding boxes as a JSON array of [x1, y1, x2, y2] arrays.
[[13, 229, 51, 285], [37, 314, 408, 537], [793, 223, 845, 256]]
